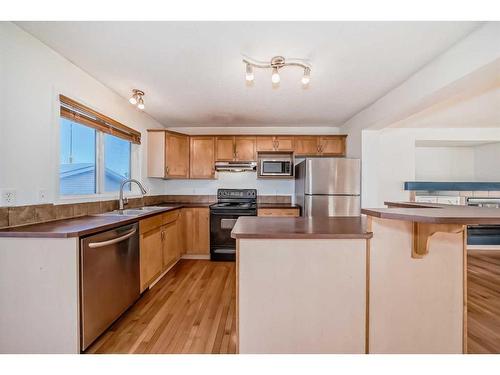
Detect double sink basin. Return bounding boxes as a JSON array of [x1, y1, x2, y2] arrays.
[[94, 206, 176, 218]]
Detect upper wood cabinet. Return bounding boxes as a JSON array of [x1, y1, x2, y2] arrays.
[[190, 136, 215, 179], [147, 130, 189, 179], [215, 136, 256, 161], [294, 136, 320, 156], [256, 136, 294, 152], [215, 136, 235, 161], [318, 135, 346, 156], [235, 136, 256, 161], [294, 135, 346, 156]]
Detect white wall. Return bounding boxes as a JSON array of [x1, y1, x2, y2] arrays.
[[362, 128, 500, 208], [474, 142, 500, 181], [0, 22, 166, 206], [415, 147, 475, 181]]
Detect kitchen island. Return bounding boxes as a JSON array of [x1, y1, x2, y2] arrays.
[[232, 205, 500, 354]]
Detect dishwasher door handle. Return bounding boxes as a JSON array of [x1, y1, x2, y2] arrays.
[[88, 228, 137, 248]]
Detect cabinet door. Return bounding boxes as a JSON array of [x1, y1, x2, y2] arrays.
[[256, 136, 276, 152], [319, 136, 346, 156], [275, 136, 294, 151], [235, 136, 256, 161], [140, 227, 163, 292], [165, 132, 190, 178], [162, 221, 179, 270], [190, 136, 215, 179], [183, 207, 210, 255], [215, 136, 235, 161], [294, 136, 319, 156]]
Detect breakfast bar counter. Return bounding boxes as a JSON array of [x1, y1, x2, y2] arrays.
[[233, 204, 500, 354]]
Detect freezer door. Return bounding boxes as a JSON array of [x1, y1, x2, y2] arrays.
[[304, 195, 361, 217], [305, 158, 360, 195]]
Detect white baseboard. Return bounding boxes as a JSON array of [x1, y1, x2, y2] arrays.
[[181, 254, 210, 260]]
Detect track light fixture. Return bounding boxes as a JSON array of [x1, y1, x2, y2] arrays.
[[242, 55, 311, 88], [129, 89, 145, 110]]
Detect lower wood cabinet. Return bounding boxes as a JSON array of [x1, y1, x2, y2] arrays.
[[257, 207, 300, 217], [139, 210, 181, 292], [181, 207, 210, 255]]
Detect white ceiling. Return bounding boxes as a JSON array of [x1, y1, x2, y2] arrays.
[[18, 21, 481, 128]]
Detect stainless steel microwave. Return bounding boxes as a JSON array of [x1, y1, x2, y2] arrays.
[[258, 154, 294, 177]]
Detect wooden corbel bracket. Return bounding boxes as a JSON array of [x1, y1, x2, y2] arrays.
[[412, 222, 465, 259]]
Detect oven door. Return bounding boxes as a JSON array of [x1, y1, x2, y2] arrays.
[[210, 210, 255, 260]]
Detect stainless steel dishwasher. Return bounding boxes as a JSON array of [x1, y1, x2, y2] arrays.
[[80, 222, 140, 351]]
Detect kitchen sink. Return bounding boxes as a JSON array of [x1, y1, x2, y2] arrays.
[[94, 206, 169, 217]]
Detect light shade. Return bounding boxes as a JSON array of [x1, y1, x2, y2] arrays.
[[137, 97, 145, 110], [271, 67, 280, 84], [245, 64, 254, 82], [302, 67, 311, 85], [129, 95, 138, 105]]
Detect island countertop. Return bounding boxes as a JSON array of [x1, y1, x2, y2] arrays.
[[362, 201, 500, 224], [231, 216, 373, 240]]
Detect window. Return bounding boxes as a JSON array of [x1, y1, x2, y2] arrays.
[[104, 134, 131, 192], [59, 118, 97, 195], [58, 95, 141, 197]]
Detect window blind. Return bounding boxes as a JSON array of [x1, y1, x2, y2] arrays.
[[59, 95, 141, 144]]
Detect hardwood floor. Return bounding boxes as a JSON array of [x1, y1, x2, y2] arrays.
[[467, 250, 500, 354], [86, 253, 499, 354], [85, 259, 237, 354]]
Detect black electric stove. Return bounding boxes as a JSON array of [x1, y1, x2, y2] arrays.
[[209, 189, 257, 261]]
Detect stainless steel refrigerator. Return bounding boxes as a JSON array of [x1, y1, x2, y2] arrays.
[[295, 158, 361, 217]]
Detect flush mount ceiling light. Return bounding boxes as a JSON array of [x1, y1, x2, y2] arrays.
[[129, 89, 145, 110], [242, 55, 312, 88]]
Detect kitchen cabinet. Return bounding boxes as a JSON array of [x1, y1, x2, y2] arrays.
[[257, 207, 300, 217], [294, 135, 346, 156], [182, 207, 210, 255], [215, 136, 256, 161], [318, 135, 346, 156], [139, 210, 182, 292], [147, 130, 189, 179], [256, 136, 294, 152], [190, 136, 215, 179], [139, 224, 163, 292], [235, 136, 256, 161], [294, 136, 319, 156], [215, 136, 235, 161], [162, 220, 180, 270]]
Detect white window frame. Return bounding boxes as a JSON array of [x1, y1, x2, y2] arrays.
[[54, 92, 142, 204]]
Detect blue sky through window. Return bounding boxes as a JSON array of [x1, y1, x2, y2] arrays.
[[59, 118, 132, 195]]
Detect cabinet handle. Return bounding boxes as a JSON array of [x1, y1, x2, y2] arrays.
[[165, 166, 169, 175], [275, 139, 279, 150]]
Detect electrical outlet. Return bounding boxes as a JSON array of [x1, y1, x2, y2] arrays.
[[39, 189, 47, 202], [1, 189, 17, 206]]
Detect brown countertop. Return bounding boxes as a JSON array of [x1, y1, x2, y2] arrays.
[[0, 205, 186, 238], [362, 201, 500, 224], [231, 216, 372, 240]]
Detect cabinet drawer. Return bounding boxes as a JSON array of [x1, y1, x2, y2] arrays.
[[140, 214, 164, 234], [257, 208, 300, 217], [162, 209, 180, 225]]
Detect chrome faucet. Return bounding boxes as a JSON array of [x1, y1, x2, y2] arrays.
[[119, 179, 148, 210]]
